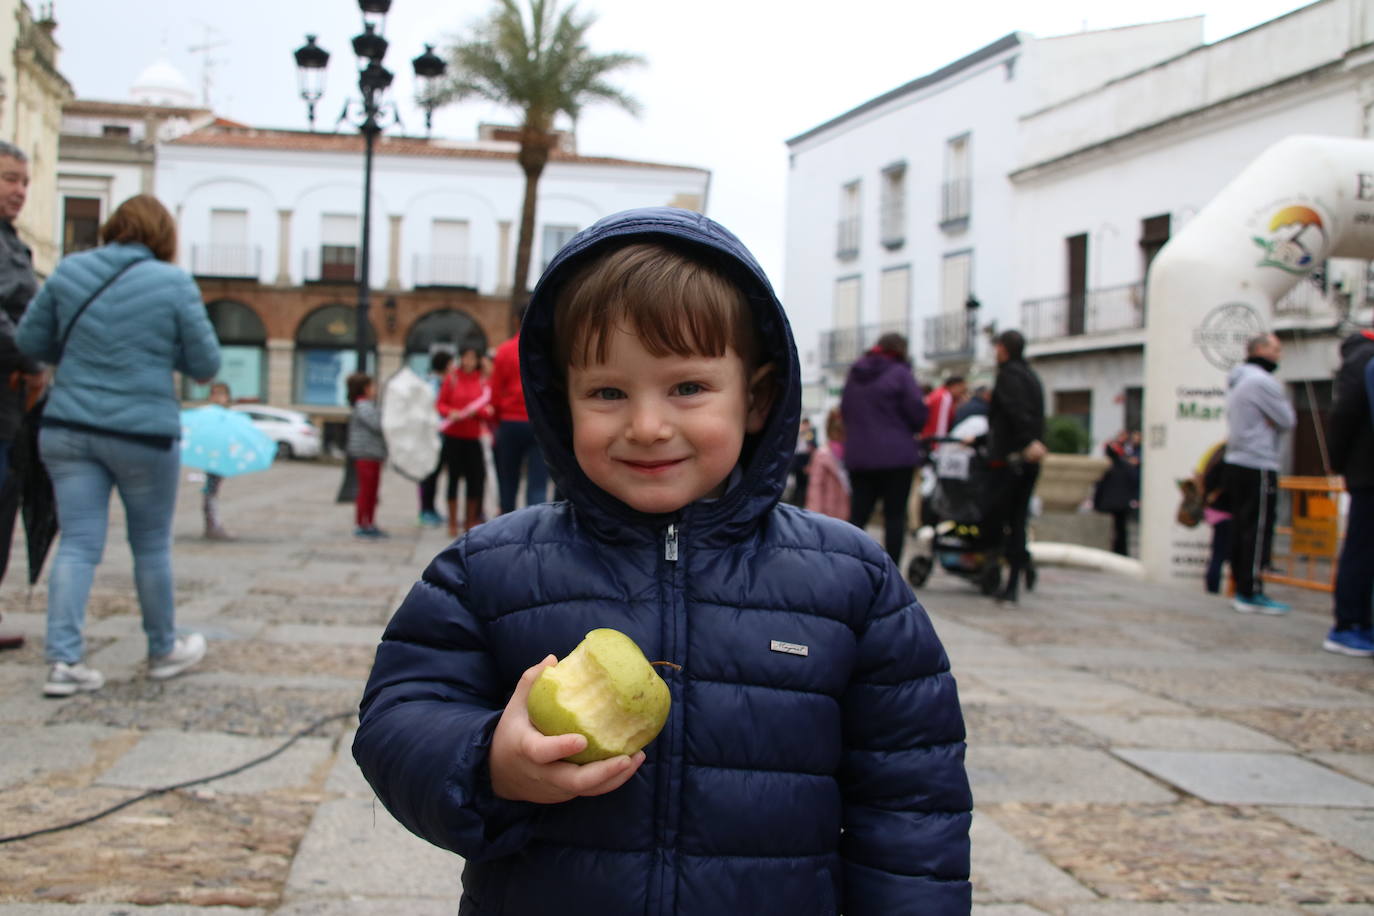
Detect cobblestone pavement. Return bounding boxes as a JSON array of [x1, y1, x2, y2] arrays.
[[0, 460, 1370, 915]]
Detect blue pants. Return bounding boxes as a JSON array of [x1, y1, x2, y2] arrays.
[[40, 426, 181, 663], [493, 420, 548, 514], [1333, 486, 1373, 632]]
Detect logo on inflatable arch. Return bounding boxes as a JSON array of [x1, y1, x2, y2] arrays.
[[1192, 302, 1266, 371], [1252, 203, 1328, 275]]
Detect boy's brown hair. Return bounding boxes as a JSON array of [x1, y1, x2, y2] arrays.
[[346, 372, 373, 406], [553, 242, 758, 373], [100, 194, 178, 262]]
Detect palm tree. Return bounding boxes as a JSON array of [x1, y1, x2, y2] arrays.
[[436, 0, 643, 317]]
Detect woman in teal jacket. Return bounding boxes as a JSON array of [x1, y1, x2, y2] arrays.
[[17, 194, 220, 697]]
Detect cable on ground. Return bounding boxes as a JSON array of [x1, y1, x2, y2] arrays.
[[0, 710, 356, 845]]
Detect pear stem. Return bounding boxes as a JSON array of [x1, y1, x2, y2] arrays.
[[651, 661, 682, 670]]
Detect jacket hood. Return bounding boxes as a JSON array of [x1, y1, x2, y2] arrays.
[[1227, 361, 1266, 388], [1340, 329, 1374, 360], [519, 207, 800, 543], [847, 349, 903, 384]]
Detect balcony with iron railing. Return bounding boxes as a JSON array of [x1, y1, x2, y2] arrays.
[[923, 311, 973, 361], [818, 320, 911, 370], [836, 216, 860, 260], [1273, 272, 1343, 321], [940, 179, 971, 228], [1021, 282, 1146, 344], [413, 253, 482, 290], [190, 244, 261, 280]]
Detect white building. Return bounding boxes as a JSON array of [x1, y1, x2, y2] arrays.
[[1012, 0, 1374, 468], [783, 20, 1203, 410], [157, 123, 708, 297]]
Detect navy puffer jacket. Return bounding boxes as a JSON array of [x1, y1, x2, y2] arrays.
[[353, 208, 972, 915]]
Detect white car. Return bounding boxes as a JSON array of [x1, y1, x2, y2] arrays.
[[230, 405, 322, 460]]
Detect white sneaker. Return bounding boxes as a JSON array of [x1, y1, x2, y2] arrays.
[[43, 661, 105, 697], [148, 633, 207, 680]]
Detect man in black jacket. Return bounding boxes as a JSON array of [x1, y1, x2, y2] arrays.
[[987, 329, 1046, 603], [0, 142, 37, 651], [1323, 328, 1374, 656]]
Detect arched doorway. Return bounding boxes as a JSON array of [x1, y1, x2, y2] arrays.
[[185, 299, 268, 401], [404, 308, 488, 375], [293, 304, 378, 406]]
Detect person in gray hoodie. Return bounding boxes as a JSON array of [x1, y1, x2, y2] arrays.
[[1223, 333, 1295, 614]]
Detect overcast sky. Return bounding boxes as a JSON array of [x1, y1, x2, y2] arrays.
[[51, 0, 1311, 290]]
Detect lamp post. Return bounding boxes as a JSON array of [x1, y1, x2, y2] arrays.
[[293, 1, 445, 500], [292, 0, 446, 371]]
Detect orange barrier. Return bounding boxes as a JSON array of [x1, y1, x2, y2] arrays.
[[1264, 476, 1344, 593]]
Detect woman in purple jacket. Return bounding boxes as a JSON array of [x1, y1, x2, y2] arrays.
[[839, 332, 928, 564]]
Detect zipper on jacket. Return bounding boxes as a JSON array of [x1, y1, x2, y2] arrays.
[[664, 523, 678, 561]]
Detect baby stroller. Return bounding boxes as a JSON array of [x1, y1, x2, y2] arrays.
[[906, 436, 1004, 596]]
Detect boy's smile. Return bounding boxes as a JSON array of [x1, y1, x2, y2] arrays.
[[567, 325, 771, 515]]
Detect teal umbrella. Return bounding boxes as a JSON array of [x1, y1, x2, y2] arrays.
[[180, 405, 276, 477]]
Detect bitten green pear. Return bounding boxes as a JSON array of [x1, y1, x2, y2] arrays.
[[527, 628, 672, 765]]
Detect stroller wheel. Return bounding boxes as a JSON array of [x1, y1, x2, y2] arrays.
[[978, 561, 1003, 596], [907, 555, 933, 587]]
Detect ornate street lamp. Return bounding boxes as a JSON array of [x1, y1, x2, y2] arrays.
[[292, 1, 446, 370], [293, 1, 445, 500]]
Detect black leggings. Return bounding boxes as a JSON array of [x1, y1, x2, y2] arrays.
[[442, 436, 486, 506], [849, 466, 915, 565]]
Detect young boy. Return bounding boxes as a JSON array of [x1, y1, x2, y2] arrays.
[[353, 208, 971, 915], [203, 381, 233, 540], [345, 372, 387, 539]]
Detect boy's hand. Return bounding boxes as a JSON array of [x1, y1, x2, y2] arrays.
[[489, 655, 645, 804]]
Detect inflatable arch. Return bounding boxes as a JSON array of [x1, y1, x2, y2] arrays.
[[1141, 135, 1374, 583]]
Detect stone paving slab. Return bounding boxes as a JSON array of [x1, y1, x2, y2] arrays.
[[965, 704, 1107, 748], [978, 670, 1192, 714], [1311, 752, 1374, 784], [1062, 714, 1294, 751], [1028, 646, 1251, 671], [968, 746, 1178, 804], [262, 624, 387, 647], [97, 730, 334, 796], [971, 813, 1095, 904], [1106, 668, 1372, 710], [1267, 806, 1374, 860], [285, 797, 460, 902], [1064, 905, 1307, 915], [0, 723, 118, 789], [973, 906, 1052, 915], [1114, 750, 1374, 807]]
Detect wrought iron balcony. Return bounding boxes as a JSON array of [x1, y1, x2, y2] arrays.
[[940, 179, 971, 227], [923, 311, 973, 360], [835, 216, 860, 260], [818, 320, 911, 370], [1021, 282, 1145, 343], [190, 244, 261, 280], [413, 253, 482, 290]]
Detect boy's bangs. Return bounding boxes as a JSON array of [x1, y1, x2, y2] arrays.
[[558, 242, 754, 370]]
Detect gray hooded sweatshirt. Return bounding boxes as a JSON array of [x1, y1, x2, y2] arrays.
[[1225, 360, 1295, 471]]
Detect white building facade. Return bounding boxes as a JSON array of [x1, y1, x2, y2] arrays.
[[783, 20, 1203, 410], [1012, 0, 1374, 466], [157, 127, 708, 298]]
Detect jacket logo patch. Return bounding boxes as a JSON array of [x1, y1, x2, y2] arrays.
[[770, 640, 809, 657]]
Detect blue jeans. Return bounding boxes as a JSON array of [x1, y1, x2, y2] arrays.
[[1333, 486, 1373, 632], [493, 420, 548, 514], [40, 426, 181, 663]]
